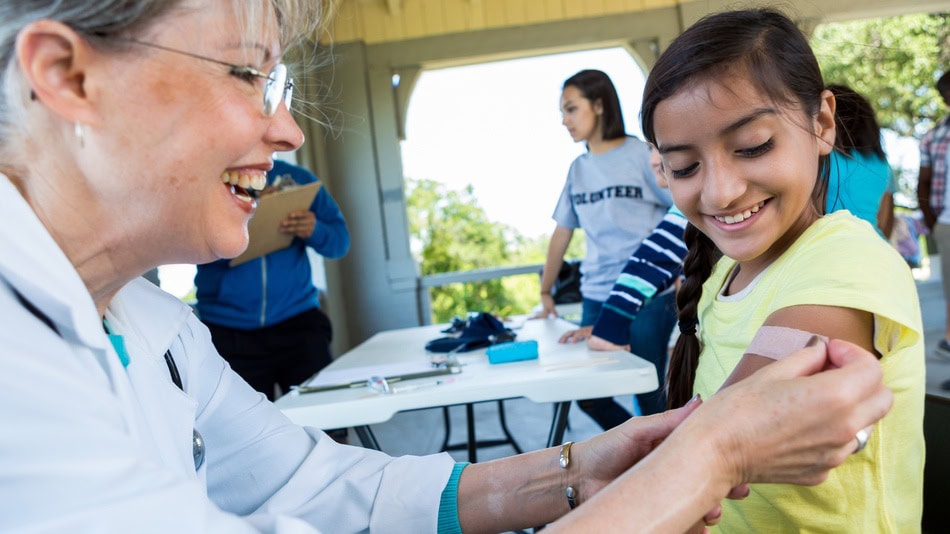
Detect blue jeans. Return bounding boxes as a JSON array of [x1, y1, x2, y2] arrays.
[[578, 291, 677, 426]]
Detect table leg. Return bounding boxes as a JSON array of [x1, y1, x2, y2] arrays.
[[442, 402, 524, 461], [354, 425, 381, 450], [546, 401, 571, 448], [441, 406, 453, 452], [497, 400, 523, 454], [466, 403, 477, 463]]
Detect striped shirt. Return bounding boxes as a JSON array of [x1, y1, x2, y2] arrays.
[[920, 114, 950, 216], [592, 206, 688, 345]]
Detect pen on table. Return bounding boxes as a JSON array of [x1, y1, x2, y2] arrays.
[[290, 380, 368, 394]]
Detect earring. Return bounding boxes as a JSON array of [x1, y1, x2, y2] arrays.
[[74, 121, 85, 149]]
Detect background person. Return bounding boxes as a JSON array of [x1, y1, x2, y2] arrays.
[[824, 83, 894, 237], [917, 71, 950, 359], [536, 69, 676, 423], [644, 8, 925, 531], [559, 146, 687, 416], [0, 1, 896, 532], [194, 159, 348, 401]]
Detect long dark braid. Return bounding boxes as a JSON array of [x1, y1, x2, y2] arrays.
[[666, 224, 720, 408]]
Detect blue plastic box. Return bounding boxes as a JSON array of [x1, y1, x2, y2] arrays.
[[486, 340, 539, 364]]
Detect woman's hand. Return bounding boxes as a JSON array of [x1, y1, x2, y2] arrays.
[[573, 395, 703, 499], [606, 339, 889, 533], [549, 339, 891, 533], [456, 400, 701, 533], [558, 326, 592, 343], [686, 338, 892, 487]]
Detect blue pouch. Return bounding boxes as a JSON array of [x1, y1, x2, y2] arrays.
[[486, 341, 539, 364]]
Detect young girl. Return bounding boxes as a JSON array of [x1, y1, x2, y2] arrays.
[[640, 8, 924, 532], [537, 69, 676, 421]]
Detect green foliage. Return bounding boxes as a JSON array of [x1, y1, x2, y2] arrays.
[[812, 13, 949, 137], [405, 178, 586, 322], [406, 179, 508, 275], [406, 179, 527, 321], [510, 231, 586, 266], [180, 287, 197, 305]]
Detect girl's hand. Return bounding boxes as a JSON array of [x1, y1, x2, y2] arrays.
[[533, 293, 559, 319], [689, 485, 750, 533], [586, 335, 629, 352], [558, 326, 593, 344]]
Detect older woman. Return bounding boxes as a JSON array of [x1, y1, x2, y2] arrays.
[[0, 2, 892, 532]]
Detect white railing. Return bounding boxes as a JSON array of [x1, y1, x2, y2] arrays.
[[417, 263, 544, 324]]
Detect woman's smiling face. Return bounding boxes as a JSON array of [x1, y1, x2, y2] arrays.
[[91, 0, 304, 264], [652, 71, 835, 276]]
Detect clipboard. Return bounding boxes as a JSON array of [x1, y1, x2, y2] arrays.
[[291, 366, 461, 394], [229, 181, 321, 266]]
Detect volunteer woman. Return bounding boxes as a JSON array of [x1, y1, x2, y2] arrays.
[[537, 69, 675, 420]]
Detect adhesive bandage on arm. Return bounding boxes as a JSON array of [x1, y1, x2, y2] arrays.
[[743, 326, 828, 360]]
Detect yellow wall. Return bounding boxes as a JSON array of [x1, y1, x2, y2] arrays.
[[328, 0, 678, 44]]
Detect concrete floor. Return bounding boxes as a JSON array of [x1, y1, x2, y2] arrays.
[[354, 254, 950, 461], [917, 255, 950, 395]]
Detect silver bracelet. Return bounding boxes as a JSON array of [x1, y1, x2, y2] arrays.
[[559, 441, 577, 509]]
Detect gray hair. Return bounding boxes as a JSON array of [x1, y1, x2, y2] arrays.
[[0, 0, 323, 162], [0, 2, 178, 147]]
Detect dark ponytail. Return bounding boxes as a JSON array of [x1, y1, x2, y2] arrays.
[[666, 224, 720, 409]]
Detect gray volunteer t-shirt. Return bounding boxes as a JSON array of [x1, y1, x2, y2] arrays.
[[552, 136, 672, 301]]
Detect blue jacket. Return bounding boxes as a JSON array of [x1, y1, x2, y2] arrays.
[[194, 160, 350, 329]]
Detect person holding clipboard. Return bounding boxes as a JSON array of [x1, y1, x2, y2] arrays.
[[194, 159, 350, 434]]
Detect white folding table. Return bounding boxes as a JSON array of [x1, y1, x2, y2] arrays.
[[275, 317, 657, 459]]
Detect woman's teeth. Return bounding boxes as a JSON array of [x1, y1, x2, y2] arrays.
[[715, 201, 764, 225], [221, 171, 266, 191]]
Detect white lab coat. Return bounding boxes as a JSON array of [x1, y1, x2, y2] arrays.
[[0, 175, 455, 533]]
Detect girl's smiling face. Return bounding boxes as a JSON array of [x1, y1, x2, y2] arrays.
[[652, 71, 836, 278]]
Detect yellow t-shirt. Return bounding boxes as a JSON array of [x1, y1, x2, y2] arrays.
[[694, 212, 925, 533]]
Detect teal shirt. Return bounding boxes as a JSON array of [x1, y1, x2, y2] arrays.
[[826, 150, 891, 236]]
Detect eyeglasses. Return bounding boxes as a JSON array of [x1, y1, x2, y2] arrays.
[[115, 38, 293, 117]]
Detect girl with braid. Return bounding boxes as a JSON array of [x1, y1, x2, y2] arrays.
[[641, 8, 925, 532]]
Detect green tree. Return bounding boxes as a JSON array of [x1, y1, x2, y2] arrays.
[[406, 178, 589, 322], [406, 178, 523, 322], [812, 13, 949, 137]]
